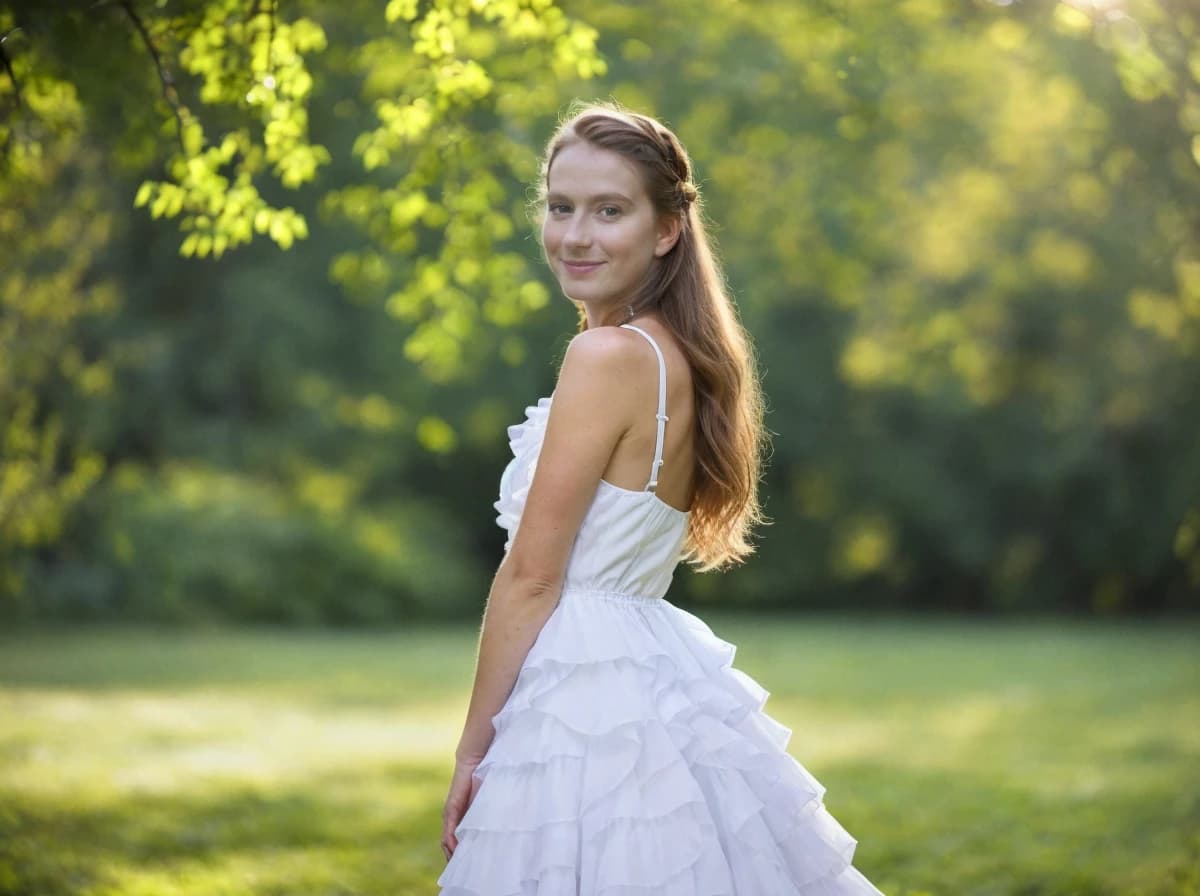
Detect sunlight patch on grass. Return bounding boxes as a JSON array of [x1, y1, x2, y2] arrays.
[[0, 688, 462, 806]]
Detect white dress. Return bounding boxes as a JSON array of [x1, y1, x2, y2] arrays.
[[438, 324, 888, 896]]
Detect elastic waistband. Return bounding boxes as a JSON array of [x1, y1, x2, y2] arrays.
[[560, 586, 665, 604]]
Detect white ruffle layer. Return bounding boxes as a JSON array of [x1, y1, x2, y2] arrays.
[[437, 590, 887, 896], [494, 395, 552, 552]]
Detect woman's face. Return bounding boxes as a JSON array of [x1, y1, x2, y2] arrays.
[[541, 141, 677, 316]]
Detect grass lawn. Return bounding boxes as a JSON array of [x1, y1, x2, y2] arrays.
[[0, 614, 1197, 895]]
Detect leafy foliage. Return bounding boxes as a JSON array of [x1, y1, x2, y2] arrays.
[[325, 0, 603, 378], [0, 37, 110, 599], [578, 0, 1200, 612], [0, 0, 601, 613]]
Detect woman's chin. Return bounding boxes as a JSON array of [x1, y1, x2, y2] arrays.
[[561, 286, 603, 303]]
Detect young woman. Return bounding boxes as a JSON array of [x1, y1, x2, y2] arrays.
[[438, 102, 886, 895]]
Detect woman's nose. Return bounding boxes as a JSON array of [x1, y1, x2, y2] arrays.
[[564, 214, 592, 247]]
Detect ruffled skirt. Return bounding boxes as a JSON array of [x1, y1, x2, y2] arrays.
[[437, 588, 887, 896]]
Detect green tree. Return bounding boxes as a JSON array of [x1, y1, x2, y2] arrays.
[[0, 0, 602, 610], [576, 0, 1200, 612], [0, 68, 110, 601]]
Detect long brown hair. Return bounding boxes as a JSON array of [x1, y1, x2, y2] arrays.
[[535, 101, 770, 572]]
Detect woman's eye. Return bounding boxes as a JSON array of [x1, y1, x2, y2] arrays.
[[599, 206, 621, 217], [548, 203, 571, 214]]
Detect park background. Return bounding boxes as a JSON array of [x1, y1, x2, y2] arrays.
[[1, 0, 1198, 893]]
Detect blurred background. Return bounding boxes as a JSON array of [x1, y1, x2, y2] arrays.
[[2, 0, 1199, 622], [1, 1, 1198, 894]]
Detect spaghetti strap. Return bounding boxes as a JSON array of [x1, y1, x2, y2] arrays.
[[619, 323, 669, 492]]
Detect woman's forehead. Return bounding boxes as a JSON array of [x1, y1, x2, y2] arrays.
[[547, 142, 645, 197]]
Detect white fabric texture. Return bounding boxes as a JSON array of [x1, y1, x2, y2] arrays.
[[438, 387, 888, 896]]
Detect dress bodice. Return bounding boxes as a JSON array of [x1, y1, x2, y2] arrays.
[[493, 325, 690, 600]]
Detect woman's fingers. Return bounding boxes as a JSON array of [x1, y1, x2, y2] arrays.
[[442, 806, 460, 855], [441, 817, 458, 861], [441, 761, 481, 862]]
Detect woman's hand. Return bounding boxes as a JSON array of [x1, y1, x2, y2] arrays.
[[441, 756, 483, 861]]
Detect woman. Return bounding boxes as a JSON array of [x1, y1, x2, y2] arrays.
[[438, 102, 886, 895]]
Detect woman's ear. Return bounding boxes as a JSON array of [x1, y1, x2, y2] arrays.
[[654, 213, 683, 257]]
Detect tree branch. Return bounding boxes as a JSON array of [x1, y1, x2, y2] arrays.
[[0, 28, 24, 159], [267, 0, 276, 79], [117, 0, 189, 153], [1, 27, 24, 113]]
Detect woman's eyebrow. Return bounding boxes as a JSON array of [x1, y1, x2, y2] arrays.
[[545, 191, 633, 204]]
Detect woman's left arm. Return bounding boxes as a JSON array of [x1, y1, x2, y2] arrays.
[[442, 327, 645, 854], [442, 557, 563, 860], [452, 557, 566, 766]]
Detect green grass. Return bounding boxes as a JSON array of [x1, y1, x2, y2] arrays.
[[1, 616, 1197, 895]]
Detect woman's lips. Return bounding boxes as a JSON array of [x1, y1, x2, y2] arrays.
[[562, 260, 604, 275]]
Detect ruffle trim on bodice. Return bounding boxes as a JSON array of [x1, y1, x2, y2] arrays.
[[494, 394, 690, 557], [494, 395, 553, 552]]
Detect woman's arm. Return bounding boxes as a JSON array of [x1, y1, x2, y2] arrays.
[[453, 557, 562, 762], [451, 326, 647, 762], [442, 326, 654, 857]]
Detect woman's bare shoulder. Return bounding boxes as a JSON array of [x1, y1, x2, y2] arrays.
[[559, 326, 658, 387]]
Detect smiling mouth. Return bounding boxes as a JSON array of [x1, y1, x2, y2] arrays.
[[561, 260, 605, 273]]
